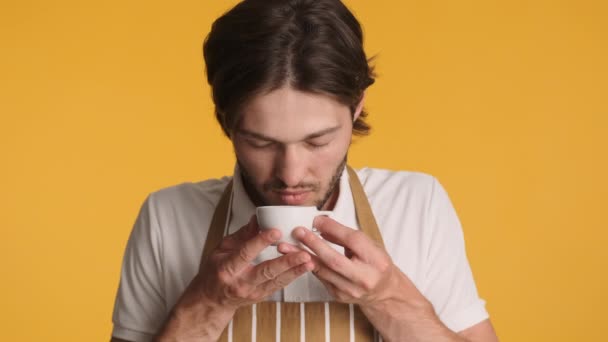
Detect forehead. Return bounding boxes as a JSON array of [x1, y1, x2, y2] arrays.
[[238, 86, 351, 140]]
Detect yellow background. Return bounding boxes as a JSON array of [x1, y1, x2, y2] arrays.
[[1, 0, 606, 340]]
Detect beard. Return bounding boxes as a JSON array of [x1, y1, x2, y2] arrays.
[[238, 155, 347, 210]]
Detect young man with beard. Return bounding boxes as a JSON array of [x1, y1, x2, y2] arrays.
[[111, 0, 499, 341]]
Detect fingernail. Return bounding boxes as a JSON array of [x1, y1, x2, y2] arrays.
[[293, 227, 305, 238], [278, 242, 292, 250], [269, 230, 280, 240], [313, 216, 325, 226]]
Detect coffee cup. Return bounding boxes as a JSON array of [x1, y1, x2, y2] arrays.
[[256, 206, 334, 245]]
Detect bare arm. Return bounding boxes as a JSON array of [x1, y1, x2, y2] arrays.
[[154, 291, 237, 341]]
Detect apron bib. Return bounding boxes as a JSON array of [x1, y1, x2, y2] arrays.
[[201, 166, 385, 341]]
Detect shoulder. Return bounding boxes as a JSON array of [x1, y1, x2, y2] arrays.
[[354, 166, 439, 203], [127, 176, 233, 245], [353, 167, 445, 243], [354, 167, 458, 229], [145, 176, 232, 215], [353, 167, 456, 252], [136, 176, 233, 240]]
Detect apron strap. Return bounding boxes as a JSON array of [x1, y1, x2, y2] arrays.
[[346, 166, 386, 250], [199, 180, 233, 267]]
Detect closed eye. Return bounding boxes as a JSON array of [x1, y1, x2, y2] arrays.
[[246, 139, 275, 148], [306, 140, 330, 149]]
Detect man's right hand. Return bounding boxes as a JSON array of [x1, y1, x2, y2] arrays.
[[196, 215, 314, 308], [155, 216, 313, 341]]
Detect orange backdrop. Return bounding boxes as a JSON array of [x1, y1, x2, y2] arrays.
[[1, 0, 606, 340]]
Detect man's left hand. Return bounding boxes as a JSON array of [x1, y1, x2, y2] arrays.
[[278, 216, 474, 341], [277, 216, 430, 312]]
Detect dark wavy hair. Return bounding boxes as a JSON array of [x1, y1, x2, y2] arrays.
[[203, 0, 376, 138]]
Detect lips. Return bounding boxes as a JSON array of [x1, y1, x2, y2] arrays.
[[274, 190, 311, 205]]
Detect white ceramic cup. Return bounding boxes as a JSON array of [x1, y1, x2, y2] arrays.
[[256, 206, 334, 245]]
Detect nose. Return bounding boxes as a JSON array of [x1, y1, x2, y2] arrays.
[[274, 144, 306, 188]]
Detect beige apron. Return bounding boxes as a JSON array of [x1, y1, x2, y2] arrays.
[[202, 166, 385, 341]]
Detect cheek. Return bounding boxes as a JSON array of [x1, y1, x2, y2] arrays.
[[314, 141, 349, 174], [235, 145, 274, 179], [315, 148, 342, 166], [328, 133, 351, 159]]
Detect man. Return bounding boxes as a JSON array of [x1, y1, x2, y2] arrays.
[[111, 0, 499, 341]]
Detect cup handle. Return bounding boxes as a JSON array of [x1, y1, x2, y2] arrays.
[[316, 211, 334, 218]]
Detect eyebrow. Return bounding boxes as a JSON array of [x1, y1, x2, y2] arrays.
[[236, 125, 342, 143]]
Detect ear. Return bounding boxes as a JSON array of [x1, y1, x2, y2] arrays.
[[353, 92, 366, 122]]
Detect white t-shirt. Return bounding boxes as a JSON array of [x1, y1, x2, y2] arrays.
[[111, 166, 489, 341]]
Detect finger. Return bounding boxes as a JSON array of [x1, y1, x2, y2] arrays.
[[247, 251, 311, 286], [293, 226, 355, 279], [256, 260, 314, 295], [276, 242, 304, 254], [307, 254, 361, 301], [313, 216, 357, 246], [221, 225, 281, 277], [314, 216, 379, 260], [286, 238, 353, 260], [275, 241, 361, 302]]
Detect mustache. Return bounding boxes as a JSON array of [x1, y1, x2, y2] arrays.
[[262, 179, 320, 192]]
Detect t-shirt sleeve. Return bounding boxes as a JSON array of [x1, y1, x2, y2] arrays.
[[422, 177, 489, 332], [111, 194, 166, 342]]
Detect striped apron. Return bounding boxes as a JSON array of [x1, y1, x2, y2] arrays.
[[202, 166, 385, 342]]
